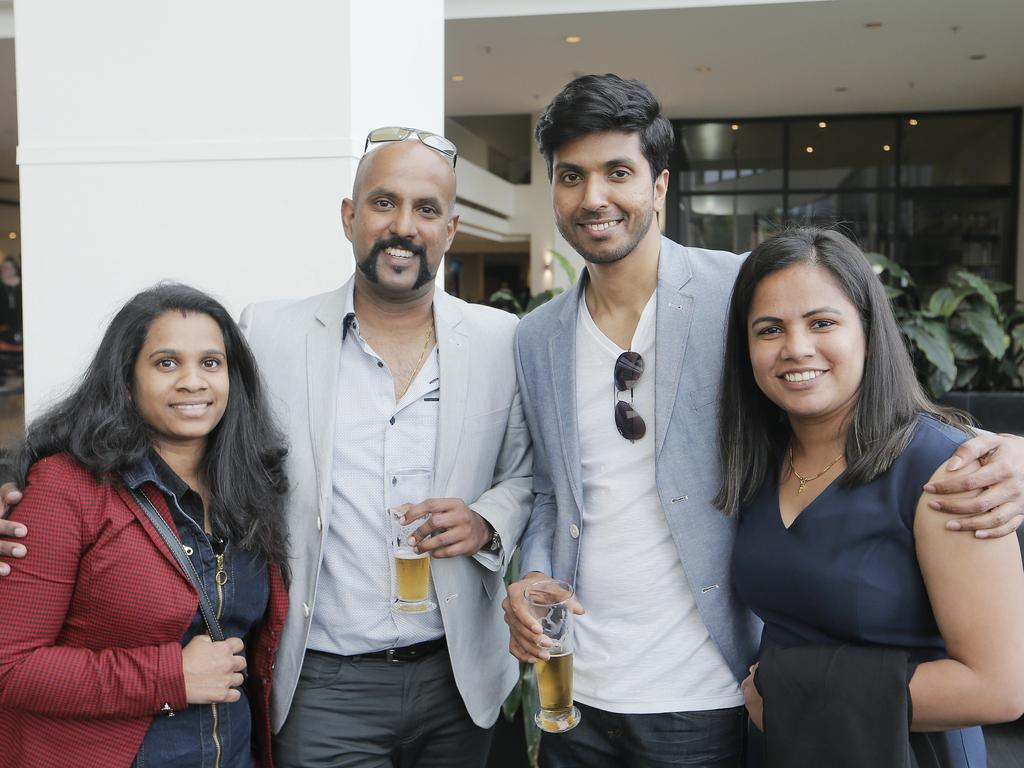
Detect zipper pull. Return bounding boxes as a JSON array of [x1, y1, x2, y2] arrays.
[[215, 553, 227, 586]]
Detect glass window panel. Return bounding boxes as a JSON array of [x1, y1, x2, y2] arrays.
[[900, 114, 1014, 187], [786, 192, 895, 256], [677, 194, 785, 254], [677, 122, 784, 193], [897, 195, 1013, 284], [789, 119, 897, 190]]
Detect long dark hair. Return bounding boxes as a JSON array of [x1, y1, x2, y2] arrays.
[[535, 73, 674, 183], [18, 283, 290, 571], [713, 227, 970, 516]]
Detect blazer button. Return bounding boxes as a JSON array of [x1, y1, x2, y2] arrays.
[[316, 516, 322, 531], [303, 602, 311, 618], [569, 524, 580, 539]]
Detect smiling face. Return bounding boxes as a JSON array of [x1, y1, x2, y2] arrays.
[[131, 311, 229, 457], [747, 263, 867, 431], [551, 130, 667, 265], [342, 140, 459, 302]]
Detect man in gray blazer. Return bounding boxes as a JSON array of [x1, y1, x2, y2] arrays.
[[503, 75, 1024, 767], [242, 130, 532, 767]]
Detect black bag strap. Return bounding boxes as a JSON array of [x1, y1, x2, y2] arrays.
[[123, 481, 226, 642]]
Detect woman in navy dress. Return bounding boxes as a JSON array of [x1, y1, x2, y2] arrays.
[[715, 228, 1024, 766]]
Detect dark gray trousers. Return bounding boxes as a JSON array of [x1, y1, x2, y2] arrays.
[[273, 649, 493, 768]]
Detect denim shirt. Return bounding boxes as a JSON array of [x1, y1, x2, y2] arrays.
[[123, 452, 270, 768]]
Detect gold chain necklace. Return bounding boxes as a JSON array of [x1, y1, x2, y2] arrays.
[[395, 320, 434, 400], [788, 446, 844, 495]]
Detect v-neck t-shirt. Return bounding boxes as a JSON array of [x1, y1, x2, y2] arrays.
[[572, 292, 741, 713]]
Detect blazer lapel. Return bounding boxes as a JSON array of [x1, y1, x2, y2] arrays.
[[550, 280, 584, 512], [307, 284, 348, 503], [434, 289, 469, 495], [655, 238, 696, 457]]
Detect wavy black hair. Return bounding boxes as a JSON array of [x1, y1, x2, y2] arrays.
[[17, 283, 290, 572], [535, 73, 675, 183], [713, 227, 971, 516]]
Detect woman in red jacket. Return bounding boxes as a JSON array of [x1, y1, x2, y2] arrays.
[[0, 284, 290, 768]]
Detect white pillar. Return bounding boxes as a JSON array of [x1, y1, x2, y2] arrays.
[[15, 0, 445, 415]]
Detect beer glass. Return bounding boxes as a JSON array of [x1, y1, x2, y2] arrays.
[[388, 468, 437, 614], [526, 579, 580, 732]]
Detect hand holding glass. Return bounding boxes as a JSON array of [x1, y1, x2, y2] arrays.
[[389, 468, 436, 614], [526, 579, 581, 732]]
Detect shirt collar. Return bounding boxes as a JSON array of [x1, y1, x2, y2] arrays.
[[122, 450, 193, 503]]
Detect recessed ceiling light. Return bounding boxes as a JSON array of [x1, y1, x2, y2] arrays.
[[865, 21, 882, 28], [882, 144, 892, 152], [818, 121, 828, 129], [564, 35, 582, 44], [731, 123, 740, 131], [696, 65, 712, 73], [908, 118, 919, 126], [969, 53, 986, 60], [6, 232, 15, 240], [834, 86, 848, 93], [805, 146, 814, 154], [451, 74, 465, 82]]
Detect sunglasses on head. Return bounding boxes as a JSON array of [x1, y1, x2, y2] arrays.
[[613, 350, 646, 441], [364, 126, 458, 167]]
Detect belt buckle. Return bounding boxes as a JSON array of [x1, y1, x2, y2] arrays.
[[385, 648, 400, 663]]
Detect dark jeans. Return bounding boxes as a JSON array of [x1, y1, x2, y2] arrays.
[[540, 702, 745, 768], [273, 649, 493, 768]]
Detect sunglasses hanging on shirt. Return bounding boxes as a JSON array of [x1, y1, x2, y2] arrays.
[[613, 351, 646, 441]]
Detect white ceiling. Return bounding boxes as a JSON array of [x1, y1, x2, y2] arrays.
[[444, 0, 1024, 119], [1, 0, 1021, 205]]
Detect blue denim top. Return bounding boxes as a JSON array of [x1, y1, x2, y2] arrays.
[[124, 452, 270, 768]]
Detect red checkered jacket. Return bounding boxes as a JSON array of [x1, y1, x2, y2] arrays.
[[0, 453, 288, 768]]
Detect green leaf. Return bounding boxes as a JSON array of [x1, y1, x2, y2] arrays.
[[520, 664, 542, 768], [501, 679, 522, 722], [928, 285, 974, 319], [865, 252, 914, 285], [955, 271, 1003, 315], [1012, 325, 1024, 349], [489, 289, 524, 316], [927, 366, 955, 398], [902, 320, 956, 382], [884, 286, 904, 300], [949, 333, 981, 361], [960, 309, 1008, 358], [954, 363, 979, 389], [548, 250, 577, 285]]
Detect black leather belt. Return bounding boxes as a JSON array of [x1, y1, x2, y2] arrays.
[[313, 637, 447, 664]]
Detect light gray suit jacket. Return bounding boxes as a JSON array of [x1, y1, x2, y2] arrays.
[[513, 236, 759, 686], [240, 277, 533, 730]]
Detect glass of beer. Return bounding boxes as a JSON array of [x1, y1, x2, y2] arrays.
[[526, 579, 580, 733], [388, 468, 437, 614]]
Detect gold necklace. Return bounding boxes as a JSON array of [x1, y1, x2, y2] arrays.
[[395, 320, 434, 400], [788, 446, 844, 495]]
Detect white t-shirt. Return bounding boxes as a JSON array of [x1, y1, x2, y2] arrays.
[[572, 292, 742, 713]]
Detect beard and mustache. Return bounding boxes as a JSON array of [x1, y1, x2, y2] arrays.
[[357, 236, 435, 290]]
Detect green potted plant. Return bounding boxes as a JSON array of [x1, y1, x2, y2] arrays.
[[867, 253, 1024, 434]]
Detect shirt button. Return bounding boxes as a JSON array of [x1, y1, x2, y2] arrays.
[[389, 416, 396, 425], [377, 361, 384, 368], [569, 524, 580, 539]]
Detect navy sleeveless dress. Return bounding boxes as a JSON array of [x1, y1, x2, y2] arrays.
[[733, 415, 985, 766]]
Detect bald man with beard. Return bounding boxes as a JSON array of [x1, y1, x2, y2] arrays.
[[239, 130, 533, 768]]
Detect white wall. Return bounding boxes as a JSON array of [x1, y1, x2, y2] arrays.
[[16, 0, 445, 415]]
